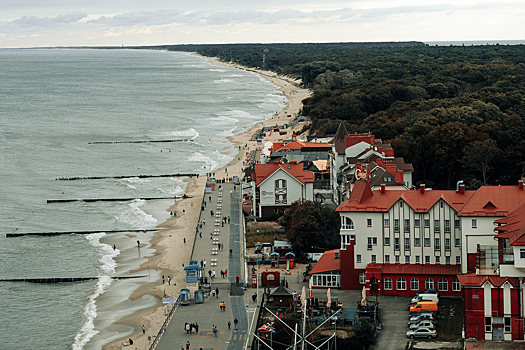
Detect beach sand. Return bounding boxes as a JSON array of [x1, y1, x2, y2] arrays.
[[102, 55, 311, 350]]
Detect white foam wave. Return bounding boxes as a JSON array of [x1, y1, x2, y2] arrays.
[[73, 233, 118, 350], [209, 68, 227, 72], [213, 78, 234, 83], [117, 199, 157, 228], [209, 115, 238, 125], [158, 128, 199, 140], [188, 150, 230, 171], [228, 74, 244, 77]]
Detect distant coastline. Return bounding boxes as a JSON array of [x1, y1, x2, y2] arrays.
[[424, 39, 525, 46]]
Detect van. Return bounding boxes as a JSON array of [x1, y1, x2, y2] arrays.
[[411, 293, 439, 304], [409, 301, 438, 313]]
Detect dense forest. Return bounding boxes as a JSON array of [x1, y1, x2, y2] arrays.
[[154, 42, 525, 190]]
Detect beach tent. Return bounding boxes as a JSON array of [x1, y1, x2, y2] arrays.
[[194, 290, 205, 304], [179, 289, 191, 306]]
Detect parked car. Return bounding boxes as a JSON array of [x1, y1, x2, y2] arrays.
[[409, 319, 437, 330], [409, 301, 438, 313], [411, 293, 439, 304], [406, 327, 437, 339], [409, 309, 436, 318], [415, 288, 439, 296], [408, 314, 438, 326]]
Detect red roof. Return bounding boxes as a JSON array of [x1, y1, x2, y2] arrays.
[[255, 162, 314, 186], [310, 250, 341, 274], [368, 263, 461, 276], [457, 273, 520, 287], [458, 185, 525, 217], [494, 202, 525, 246], [337, 181, 474, 213]]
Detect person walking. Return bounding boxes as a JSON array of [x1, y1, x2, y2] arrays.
[[162, 275, 165, 284], [194, 322, 199, 333], [213, 326, 218, 337], [216, 287, 219, 298], [224, 269, 228, 277], [203, 259, 206, 267], [222, 301, 226, 312], [183, 238, 186, 245], [236, 275, 240, 285], [230, 248, 233, 257], [234, 318, 239, 330], [219, 301, 223, 311], [142, 325, 145, 334], [168, 276, 171, 285], [228, 321, 231, 330], [137, 240, 140, 248], [186, 341, 190, 350]]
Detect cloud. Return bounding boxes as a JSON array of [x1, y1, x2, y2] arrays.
[[87, 9, 193, 26], [9, 12, 87, 27]]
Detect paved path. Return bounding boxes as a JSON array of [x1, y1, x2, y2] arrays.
[[156, 182, 248, 350]]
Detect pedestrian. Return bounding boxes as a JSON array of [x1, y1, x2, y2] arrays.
[[180, 341, 184, 350], [228, 216, 230, 224], [204, 259, 206, 267], [200, 259, 203, 268], [222, 221, 224, 227], [162, 275, 165, 284], [183, 238, 186, 245], [236, 275, 240, 285], [221, 270, 224, 278], [137, 240, 140, 248], [224, 269, 228, 277], [199, 231, 202, 238], [234, 318, 239, 330], [210, 232, 213, 239], [168, 276, 171, 285], [195, 322, 199, 333], [230, 248, 233, 257], [113, 244, 116, 250], [216, 287, 219, 298], [129, 338, 133, 345], [185, 322, 189, 334], [190, 323, 194, 333], [219, 301, 223, 311], [213, 326, 218, 337], [183, 209, 185, 215], [142, 325, 145, 335], [230, 189, 233, 196], [228, 321, 231, 330], [212, 289, 216, 298], [223, 301, 226, 312], [203, 218, 206, 225], [186, 341, 190, 350]]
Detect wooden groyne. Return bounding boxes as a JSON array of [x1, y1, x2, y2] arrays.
[[88, 139, 193, 144], [55, 173, 199, 181], [7, 228, 163, 237], [0, 276, 148, 283], [47, 196, 189, 203]]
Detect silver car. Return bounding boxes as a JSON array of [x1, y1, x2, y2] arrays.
[[406, 327, 437, 339], [409, 320, 436, 330]]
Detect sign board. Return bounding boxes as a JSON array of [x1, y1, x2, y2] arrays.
[[162, 297, 174, 304]]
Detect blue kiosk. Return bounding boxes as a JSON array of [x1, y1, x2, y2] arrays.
[[184, 260, 203, 284], [179, 289, 191, 306]]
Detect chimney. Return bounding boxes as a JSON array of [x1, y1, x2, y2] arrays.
[[459, 184, 465, 195], [420, 184, 425, 194], [381, 183, 386, 194], [520, 180, 524, 191], [334, 250, 339, 259]]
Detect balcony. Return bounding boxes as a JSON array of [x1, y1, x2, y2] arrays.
[[502, 248, 514, 263]]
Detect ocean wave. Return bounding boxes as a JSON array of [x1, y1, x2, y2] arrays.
[[209, 68, 227, 72], [213, 79, 234, 83], [158, 128, 199, 140], [117, 199, 157, 228], [209, 115, 238, 125], [73, 233, 118, 350], [187, 150, 230, 171]]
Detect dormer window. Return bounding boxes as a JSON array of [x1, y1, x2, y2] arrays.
[[275, 179, 287, 204]]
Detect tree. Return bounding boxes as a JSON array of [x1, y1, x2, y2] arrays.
[[337, 319, 376, 350], [463, 139, 501, 184], [281, 200, 340, 259]]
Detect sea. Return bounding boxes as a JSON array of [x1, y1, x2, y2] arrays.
[[0, 49, 286, 349]]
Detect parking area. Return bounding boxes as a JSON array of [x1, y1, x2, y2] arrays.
[[372, 295, 464, 350]]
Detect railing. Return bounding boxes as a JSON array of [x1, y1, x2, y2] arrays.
[[149, 302, 179, 350]]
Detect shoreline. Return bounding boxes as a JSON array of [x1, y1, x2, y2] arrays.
[[101, 54, 311, 350]]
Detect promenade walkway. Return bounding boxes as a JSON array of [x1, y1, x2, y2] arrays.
[[156, 181, 248, 350]]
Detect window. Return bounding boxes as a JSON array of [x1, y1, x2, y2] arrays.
[[405, 256, 410, 263], [373, 237, 377, 245], [485, 317, 491, 332], [415, 237, 420, 246], [454, 219, 460, 228], [400, 201, 403, 208], [456, 256, 461, 264], [434, 219, 440, 232], [367, 237, 373, 250], [411, 278, 419, 290], [416, 256, 420, 263], [275, 179, 287, 204], [394, 238, 400, 250], [371, 255, 376, 263], [405, 238, 410, 250], [356, 254, 361, 263], [342, 217, 354, 230], [404, 219, 410, 232], [384, 218, 390, 227], [395, 255, 400, 263], [425, 256, 430, 263], [385, 237, 390, 246], [367, 219, 372, 227], [521, 249, 525, 259], [384, 277, 392, 290], [455, 238, 461, 247], [415, 219, 420, 227], [505, 317, 511, 333], [424, 238, 430, 247], [436, 256, 440, 263], [424, 219, 430, 227], [385, 255, 390, 263], [452, 278, 461, 291], [446, 256, 451, 264], [359, 273, 366, 284], [445, 238, 451, 251], [472, 219, 477, 228], [397, 278, 407, 290], [425, 278, 434, 290], [435, 238, 440, 250], [394, 219, 400, 232], [350, 235, 355, 240], [445, 220, 450, 232]]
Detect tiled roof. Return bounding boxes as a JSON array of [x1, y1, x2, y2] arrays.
[[280, 140, 332, 150], [457, 273, 520, 287], [337, 181, 474, 213], [310, 249, 341, 274], [379, 263, 461, 276], [494, 202, 525, 246], [255, 162, 314, 186], [458, 186, 525, 217]]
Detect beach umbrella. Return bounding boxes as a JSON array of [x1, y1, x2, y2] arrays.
[[327, 288, 331, 307], [308, 277, 313, 299], [361, 286, 367, 306], [285, 252, 295, 257], [300, 286, 306, 311], [270, 252, 280, 256]]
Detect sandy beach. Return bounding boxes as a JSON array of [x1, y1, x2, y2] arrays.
[[102, 55, 311, 350]]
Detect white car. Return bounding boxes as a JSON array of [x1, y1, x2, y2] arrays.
[[406, 327, 437, 339]]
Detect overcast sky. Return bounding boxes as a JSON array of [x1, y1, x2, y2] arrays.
[[0, 0, 523, 48]]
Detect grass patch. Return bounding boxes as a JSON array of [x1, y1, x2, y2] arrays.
[[246, 221, 285, 248]]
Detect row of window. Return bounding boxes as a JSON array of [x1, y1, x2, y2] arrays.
[[357, 254, 460, 264], [368, 236, 460, 250], [342, 217, 480, 231], [486, 317, 512, 333], [361, 275, 460, 292]]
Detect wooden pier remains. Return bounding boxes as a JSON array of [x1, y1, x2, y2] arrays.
[[0, 276, 148, 283], [7, 228, 164, 237], [55, 173, 199, 181]]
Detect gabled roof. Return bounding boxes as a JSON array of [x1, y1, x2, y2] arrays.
[[457, 273, 520, 287], [494, 202, 525, 246], [330, 121, 349, 155], [310, 249, 341, 274], [458, 186, 525, 217], [279, 140, 332, 150], [255, 162, 314, 187], [269, 285, 294, 296], [337, 181, 474, 213]]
